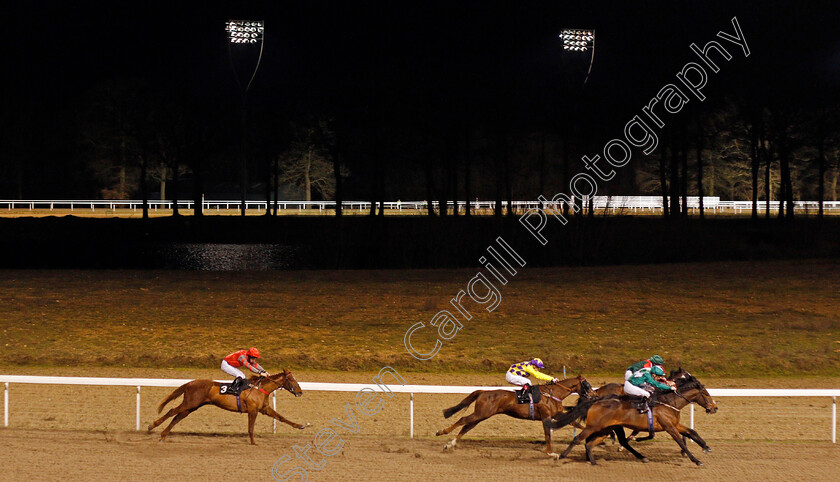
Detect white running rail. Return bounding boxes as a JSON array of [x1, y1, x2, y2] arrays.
[[0, 375, 837, 442], [2, 198, 840, 215]]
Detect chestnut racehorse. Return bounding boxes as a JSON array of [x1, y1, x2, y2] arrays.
[[545, 368, 717, 465], [148, 369, 310, 444], [435, 375, 595, 451]]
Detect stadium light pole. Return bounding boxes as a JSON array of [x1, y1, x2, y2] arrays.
[[559, 28, 595, 85], [559, 28, 596, 216], [225, 20, 265, 216]]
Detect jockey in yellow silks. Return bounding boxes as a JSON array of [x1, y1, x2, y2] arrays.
[[506, 358, 558, 392]]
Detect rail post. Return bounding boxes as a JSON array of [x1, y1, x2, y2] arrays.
[[4, 382, 7, 427], [690, 403, 694, 430], [136, 386, 141, 431], [272, 392, 277, 434], [833, 396, 836, 444], [410, 393, 414, 439]]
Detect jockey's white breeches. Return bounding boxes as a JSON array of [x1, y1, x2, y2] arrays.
[[623, 381, 651, 398], [221, 360, 246, 379], [506, 371, 530, 386], [624, 369, 633, 381]]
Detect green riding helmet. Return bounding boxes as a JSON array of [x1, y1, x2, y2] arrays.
[[651, 365, 665, 376], [650, 355, 664, 366]]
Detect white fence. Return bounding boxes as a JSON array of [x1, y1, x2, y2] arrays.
[[0, 375, 837, 442], [2, 198, 840, 215]]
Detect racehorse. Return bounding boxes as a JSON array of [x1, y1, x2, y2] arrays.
[[435, 375, 595, 451], [148, 369, 310, 445], [541, 380, 625, 454], [544, 368, 717, 465]]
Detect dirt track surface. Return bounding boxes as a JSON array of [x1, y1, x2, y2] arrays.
[[2, 429, 839, 481], [2, 371, 839, 480]]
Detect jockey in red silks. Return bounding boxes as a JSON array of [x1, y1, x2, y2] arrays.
[[222, 347, 269, 391]]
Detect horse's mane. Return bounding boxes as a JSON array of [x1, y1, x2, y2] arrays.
[[669, 369, 705, 392]]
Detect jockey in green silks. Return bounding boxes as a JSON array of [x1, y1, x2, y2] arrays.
[[624, 365, 676, 412]]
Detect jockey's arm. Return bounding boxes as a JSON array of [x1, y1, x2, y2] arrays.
[[523, 365, 554, 382], [645, 373, 674, 391], [238, 355, 267, 375]]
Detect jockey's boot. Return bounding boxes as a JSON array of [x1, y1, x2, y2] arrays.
[[232, 377, 246, 394], [518, 384, 531, 403], [634, 397, 649, 413]]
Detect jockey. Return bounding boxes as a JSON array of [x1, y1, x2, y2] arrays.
[[222, 347, 270, 392], [506, 358, 559, 394], [624, 365, 675, 412], [624, 354, 665, 382]]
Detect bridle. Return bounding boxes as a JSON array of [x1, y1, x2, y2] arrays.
[[669, 372, 715, 412], [545, 377, 593, 403]]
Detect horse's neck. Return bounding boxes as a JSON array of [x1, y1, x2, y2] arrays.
[[557, 379, 579, 393], [660, 388, 693, 409], [257, 376, 284, 394]]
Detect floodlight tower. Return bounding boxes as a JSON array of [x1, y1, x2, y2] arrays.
[[559, 28, 595, 85], [225, 20, 265, 216]]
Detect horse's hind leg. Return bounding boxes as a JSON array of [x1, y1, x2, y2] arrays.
[[159, 408, 197, 441], [559, 426, 595, 460], [442, 413, 486, 450], [583, 431, 612, 465], [613, 427, 648, 462], [148, 406, 181, 432]]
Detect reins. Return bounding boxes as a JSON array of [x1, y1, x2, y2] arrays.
[[655, 384, 705, 412]]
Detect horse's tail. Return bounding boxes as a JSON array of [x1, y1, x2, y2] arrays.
[[157, 383, 188, 413], [442, 390, 483, 419], [545, 397, 598, 430]]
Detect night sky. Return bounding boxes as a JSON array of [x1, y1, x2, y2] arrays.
[[3, 1, 839, 199]]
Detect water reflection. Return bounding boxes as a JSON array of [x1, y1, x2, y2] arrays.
[[158, 243, 304, 270]]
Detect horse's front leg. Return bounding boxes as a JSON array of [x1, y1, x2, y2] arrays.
[[541, 416, 556, 455], [677, 424, 711, 453], [664, 424, 702, 466], [248, 411, 259, 445], [261, 405, 310, 430]]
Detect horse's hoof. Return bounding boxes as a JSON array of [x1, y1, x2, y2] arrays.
[[298, 423, 310, 430], [435, 430, 442, 436], [617, 446, 624, 452], [641, 458, 649, 464], [147, 425, 153, 433], [681, 451, 687, 457], [703, 447, 712, 453], [695, 461, 704, 466], [547, 453, 560, 460]]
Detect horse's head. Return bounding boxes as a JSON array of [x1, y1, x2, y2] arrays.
[[673, 368, 717, 414], [281, 369, 303, 397], [668, 367, 690, 382], [268, 369, 303, 397], [576, 375, 596, 400]]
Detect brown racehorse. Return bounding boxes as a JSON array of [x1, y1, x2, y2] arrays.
[[542, 381, 625, 454], [148, 369, 310, 445], [545, 368, 717, 465], [435, 375, 594, 451]]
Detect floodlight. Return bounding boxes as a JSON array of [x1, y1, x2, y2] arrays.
[[559, 27, 596, 85], [225, 20, 266, 216], [226, 20, 264, 44], [559, 28, 594, 51]]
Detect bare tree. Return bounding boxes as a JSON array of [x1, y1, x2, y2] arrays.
[[279, 121, 343, 201]]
